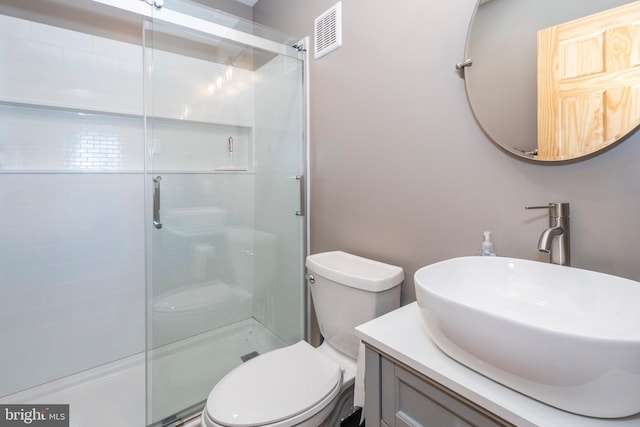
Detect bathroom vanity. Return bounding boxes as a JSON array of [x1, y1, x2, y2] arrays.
[[355, 303, 640, 427]]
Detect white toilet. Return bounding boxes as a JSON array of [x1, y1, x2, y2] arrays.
[[201, 251, 404, 427]]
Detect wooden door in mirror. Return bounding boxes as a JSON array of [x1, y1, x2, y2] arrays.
[[537, 1, 640, 160]]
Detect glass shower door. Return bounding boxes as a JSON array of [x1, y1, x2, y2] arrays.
[[143, 9, 306, 424]]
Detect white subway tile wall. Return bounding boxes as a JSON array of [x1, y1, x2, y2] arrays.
[[0, 15, 144, 115], [0, 11, 147, 396], [0, 104, 144, 171], [0, 173, 145, 396], [253, 54, 304, 343]]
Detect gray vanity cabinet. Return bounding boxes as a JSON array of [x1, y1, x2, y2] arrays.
[[363, 346, 514, 427]]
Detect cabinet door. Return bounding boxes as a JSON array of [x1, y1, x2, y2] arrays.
[[364, 347, 512, 427], [392, 365, 506, 427]]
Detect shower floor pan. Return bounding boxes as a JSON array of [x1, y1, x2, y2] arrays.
[[0, 318, 286, 427]]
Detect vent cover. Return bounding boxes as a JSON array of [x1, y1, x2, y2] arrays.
[[314, 2, 342, 59]]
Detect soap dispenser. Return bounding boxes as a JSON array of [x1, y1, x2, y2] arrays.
[[481, 231, 496, 256]]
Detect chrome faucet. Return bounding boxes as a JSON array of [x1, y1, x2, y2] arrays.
[[525, 202, 570, 266]]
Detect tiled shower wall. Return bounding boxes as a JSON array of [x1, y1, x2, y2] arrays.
[[0, 14, 143, 115], [0, 173, 146, 397], [0, 105, 144, 170], [0, 13, 147, 397], [0, 12, 256, 396]]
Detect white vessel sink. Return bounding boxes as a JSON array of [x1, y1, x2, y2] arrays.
[[414, 256, 640, 418]]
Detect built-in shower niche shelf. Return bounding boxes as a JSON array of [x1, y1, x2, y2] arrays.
[[0, 100, 254, 173], [0, 100, 145, 172], [148, 117, 253, 173], [0, 98, 143, 120]]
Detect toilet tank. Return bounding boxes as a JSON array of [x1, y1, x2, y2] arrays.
[[306, 251, 404, 359]]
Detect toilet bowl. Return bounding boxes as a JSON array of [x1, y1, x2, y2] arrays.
[[201, 251, 404, 427], [153, 280, 252, 347], [153, 227, 280, 348], [201, 341, 353, 427]]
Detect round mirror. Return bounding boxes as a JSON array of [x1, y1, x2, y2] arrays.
[[463, 0, 640, 162]]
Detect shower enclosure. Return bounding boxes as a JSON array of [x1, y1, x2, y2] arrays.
[[0, 1, 307, 425]]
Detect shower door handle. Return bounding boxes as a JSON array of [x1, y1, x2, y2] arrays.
[[295, 175, 305, 216], [153, 176, 163, 229]]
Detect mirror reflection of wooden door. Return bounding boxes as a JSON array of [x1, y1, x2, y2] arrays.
[[537, 1, 640, 160]]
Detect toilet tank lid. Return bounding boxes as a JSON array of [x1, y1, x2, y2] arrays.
[[306, 251, 404, 292]]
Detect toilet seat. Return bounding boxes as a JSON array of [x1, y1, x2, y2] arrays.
[[153, 280, 250, 314], [204, 341, 343, 427]]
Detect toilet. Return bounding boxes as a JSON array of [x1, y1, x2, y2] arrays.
[[152, 280, 252, 347], [152, 227, 278, 347], [201, 251, 404, 427]]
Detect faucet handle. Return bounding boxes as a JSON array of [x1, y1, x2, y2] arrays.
[[525, 202, 569, 217], [525, 204, 553, 210]]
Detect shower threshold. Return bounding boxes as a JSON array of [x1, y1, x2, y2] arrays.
[[0, 318, 286, 427]]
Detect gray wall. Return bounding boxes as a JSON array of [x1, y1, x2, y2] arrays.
[[254, 0, 640, 304]]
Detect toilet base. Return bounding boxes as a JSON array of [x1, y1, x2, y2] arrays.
[[322, 384, 354, 427]]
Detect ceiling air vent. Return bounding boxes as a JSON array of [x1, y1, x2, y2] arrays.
[[314, 2, 342, 60]]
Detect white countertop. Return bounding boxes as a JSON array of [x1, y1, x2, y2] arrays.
[[355, 302, 640, 427]]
